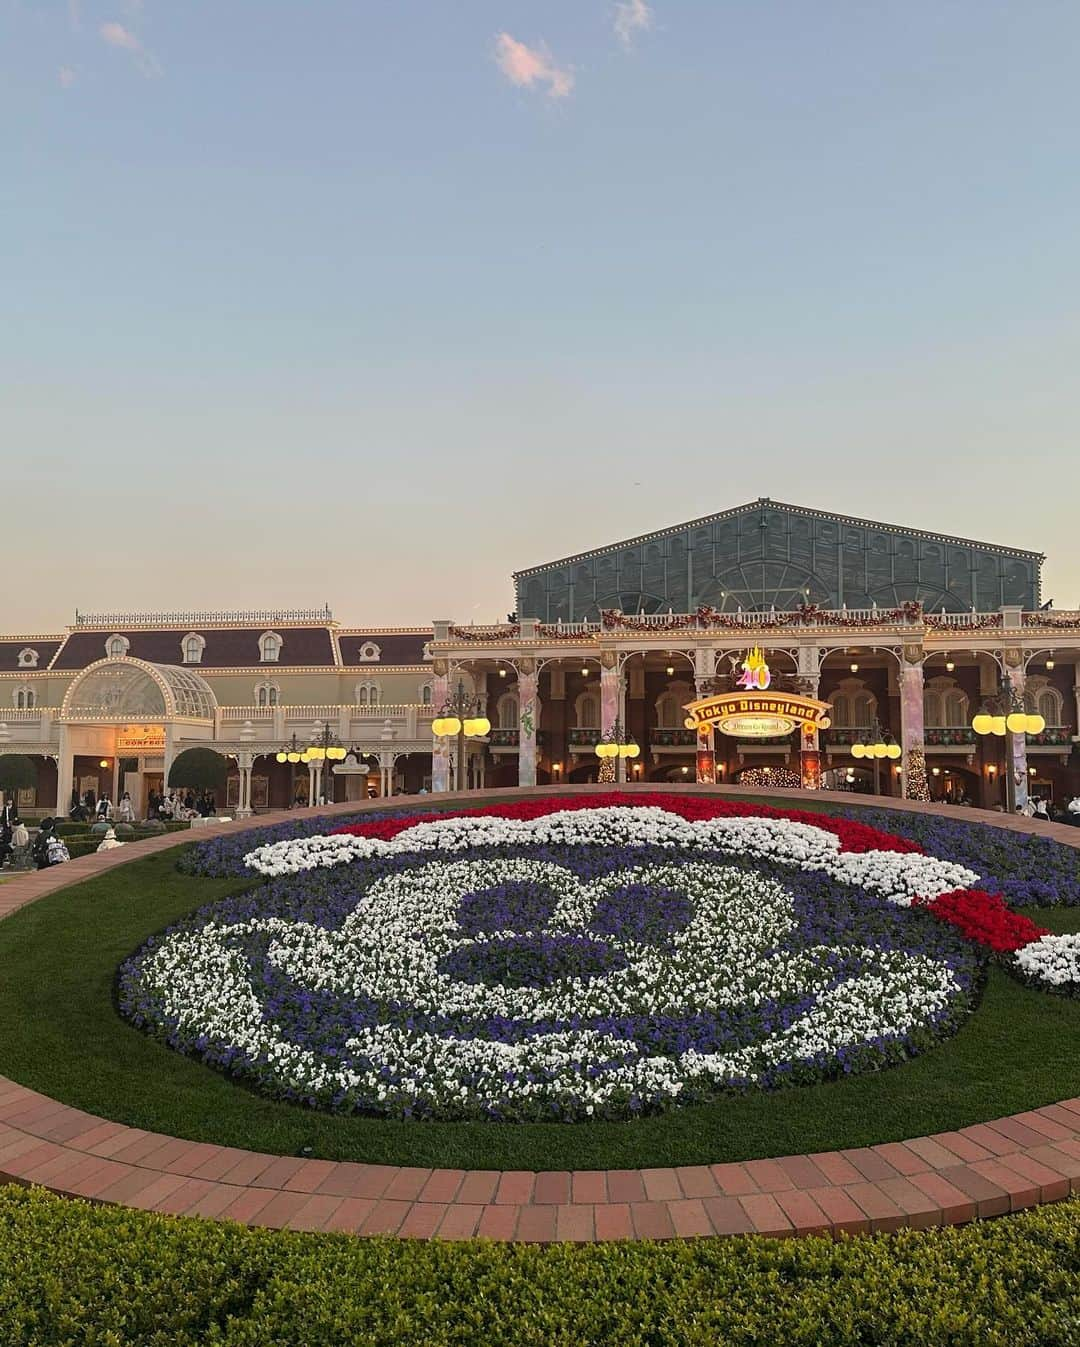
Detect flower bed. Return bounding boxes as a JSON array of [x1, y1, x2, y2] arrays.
[[122, 799, 998, 1123]]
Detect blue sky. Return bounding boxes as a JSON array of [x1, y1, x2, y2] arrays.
[[3, 2, 1078, 629]]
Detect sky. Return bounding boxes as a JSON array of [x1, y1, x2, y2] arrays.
[[3, 1, 1079, 632]]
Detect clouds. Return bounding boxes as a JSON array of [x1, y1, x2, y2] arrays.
[[99, 18, 159, 75], [493, 33, 574, 99], [614, 0, 653, 47]]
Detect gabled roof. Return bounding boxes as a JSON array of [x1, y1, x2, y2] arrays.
[[513, 497, 1045, 579]]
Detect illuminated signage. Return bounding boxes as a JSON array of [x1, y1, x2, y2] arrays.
[[684, 692, 832, 740], [116, 725, 166, 753], [736, 647, 771, 691]]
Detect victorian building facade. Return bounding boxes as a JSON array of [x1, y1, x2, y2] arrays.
[[1, 503, 1078, 816]]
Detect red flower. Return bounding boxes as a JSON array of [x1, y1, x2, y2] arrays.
[[331, 793, 920, 855], [920, 889, 1049, 953]]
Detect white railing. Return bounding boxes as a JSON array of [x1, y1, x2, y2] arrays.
[[219, 706, 275, 721], [0, 708, 49, 723], [73, 607, 334, 628]]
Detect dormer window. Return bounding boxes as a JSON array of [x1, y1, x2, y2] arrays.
[[259, 632, 282, 663], [106, 634, 130, 658], [182, 633, 206, 665], [357, 642, 381, 663], [17, 648, 38, 669]]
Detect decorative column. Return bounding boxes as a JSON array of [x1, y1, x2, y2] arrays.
[[431, 661, 451, 792], [517, 659, 538, 788], [55, 724, 74, 819], [236, 721, 256, 818], [600, 653, 621, 784], [694, 676, 715, 784], [899, 646, 927, 801], [799, 680, 821, 790], [1007, 656, 1029, 810]]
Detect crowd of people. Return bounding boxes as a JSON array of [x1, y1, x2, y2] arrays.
[[68, 787, 219, 825]]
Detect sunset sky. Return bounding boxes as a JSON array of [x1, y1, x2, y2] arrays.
[[4, 2, 1079, 630]]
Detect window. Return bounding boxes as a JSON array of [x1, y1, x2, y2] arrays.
[[13, 687, 35, 710], [829, 682, 876, 729], [575, 692, 600, 728], [497, 692, 520, 730], [259, 632, 282, 663], [655, 693, 680, 729], [105, 634, 130, 658], [357, 642, 381, 663], [419, 683, 433, 706], [924, 683, 969, 728], [16, 648, 38, 669], [1025, 680, 1064, 727], [255, 682, 280, 707], [355, 681, 380, 706], [182, 634, 205, 665]]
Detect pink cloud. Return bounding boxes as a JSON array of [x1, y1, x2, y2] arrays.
[[493, 33, 573, 99], [100, 19, 160, 75], [614, 0, 653, 46]]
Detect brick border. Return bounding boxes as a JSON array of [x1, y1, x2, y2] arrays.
[[2, 785, 1080, 1241]]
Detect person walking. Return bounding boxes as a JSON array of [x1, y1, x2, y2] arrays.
[[117, 792, 135, 823]]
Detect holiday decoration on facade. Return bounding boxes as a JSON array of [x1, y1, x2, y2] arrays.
[[905, 745, 931, 802]]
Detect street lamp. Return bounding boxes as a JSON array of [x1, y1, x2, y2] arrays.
[[971, 678, 1045, 812], [594, 718, 639, 784], [432, 680, 490, 792], [276, 723, 348, 806], [850, 720, 901, 795]]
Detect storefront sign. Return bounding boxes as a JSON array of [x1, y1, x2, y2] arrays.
[[116, 725, 166, 753], [684, 692, 832, 739]]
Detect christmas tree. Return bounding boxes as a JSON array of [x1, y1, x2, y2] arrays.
[[904, 744, 931, 802]]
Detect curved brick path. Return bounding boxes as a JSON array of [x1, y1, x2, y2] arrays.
[[2, 785, 1080, 1242]]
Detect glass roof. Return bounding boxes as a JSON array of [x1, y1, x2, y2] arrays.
[[62, 658, 217, 721]]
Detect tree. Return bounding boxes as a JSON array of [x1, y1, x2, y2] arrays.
[[0, 754, 37, 795], [168, 748, 227, 792], [904, 745, 931, 803]]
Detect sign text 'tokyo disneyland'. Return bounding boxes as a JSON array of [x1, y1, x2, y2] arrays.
[[682, 649, 832, 740]]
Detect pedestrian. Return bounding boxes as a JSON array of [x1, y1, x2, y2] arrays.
[[1033, 797, 1050, 821], [10, 818, 29, 865], [117, 792, 135, 824], [32, 818, 56, 870], [45, 832, 70, 866], [96, 827, 125, 853]]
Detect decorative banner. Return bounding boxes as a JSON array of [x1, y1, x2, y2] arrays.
[[684, 691, 831, 739], [800, 748, 822, 790], [116, 725, 166, 753]]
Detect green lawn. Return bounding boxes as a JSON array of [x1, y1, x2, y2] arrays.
[[1, 846, 1079, 1171]]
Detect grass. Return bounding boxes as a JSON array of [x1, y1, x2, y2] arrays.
[[0, 845, 1079, 1171]]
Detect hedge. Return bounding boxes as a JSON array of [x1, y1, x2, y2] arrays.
[[1, 1185, 1079, 1346]]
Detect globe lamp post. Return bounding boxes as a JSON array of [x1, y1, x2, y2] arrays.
[[594, 718, 639, 785], [971, 678, 1045, 812], [432, 680, 490, 792], [849, 720, 901, 795]]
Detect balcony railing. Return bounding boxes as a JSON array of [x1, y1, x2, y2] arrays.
[[488, 728, 519, 747], [924, 727, 977, 747], [650, 728, 698, 747], [1029, 727, 1074, 746], [73, 607, 334, 628]]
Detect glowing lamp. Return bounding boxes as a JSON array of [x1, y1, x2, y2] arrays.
[[463, 719, 481, 737], [666, 665, 675, 676], [1045, 658, 1055, 670], [99, 760, 110, 768], [886, 743, 902, 760], [818, 716, 832, 730], [472, 716, 491, 736], [990, 716, 1007, 736], [1006, 712, 1028, 734], [684, 717, 697, 730], [872, 743, 889, 759], [287, 752, 301, 764], [276, 752, 287, 763], [851, 744, 866, 759], [625, 743, 640, 759], [1026, 714, 1046, 735], [972, 713, 993, 735], [300, 751, 312, 763], [945, 659, 955, 672]]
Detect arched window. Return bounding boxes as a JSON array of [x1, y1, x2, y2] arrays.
[[655, 693, 681, 729], [829, 682, 876, 729], [1025, 679, 1064, 727], [419, 683, 433, 706], [105, 635, 130, 658], [13, 686, 35, 710], [17, 648, 38, 669], [259, 632, 282, 663], [182, 634, 205, 665], [497, 692, 520, 730], [255, 682, 280, 707], [923, 677, 968, 728], [355, 681, 380, 706], [575, 692, 600, 728]]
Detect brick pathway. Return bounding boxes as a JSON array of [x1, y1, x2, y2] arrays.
[[2, 785, 1079, 1241]]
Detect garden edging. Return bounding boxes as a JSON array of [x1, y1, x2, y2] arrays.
[[3, 784, 1080, 1243]]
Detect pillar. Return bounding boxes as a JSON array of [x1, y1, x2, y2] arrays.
[[431, 663, 451, 792], [56, 725, 73, 818], [694, 678, 715, 784], [518, 662, 538, 787], [799, 678, 821, 790], [899, 652, 925, 800], [1007, 664, 1029, 810]]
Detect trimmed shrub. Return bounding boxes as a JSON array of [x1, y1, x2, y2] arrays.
[[0, 755, 36, 794], [0, 1185, 1078, 1346], [168, 748, 226, 793]]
